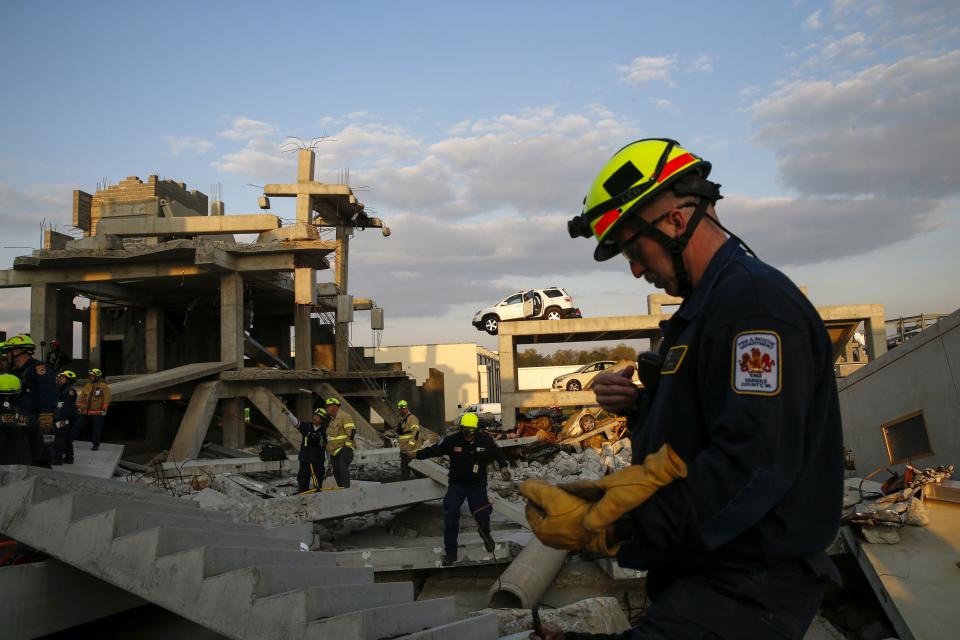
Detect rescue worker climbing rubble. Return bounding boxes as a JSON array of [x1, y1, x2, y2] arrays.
[[74, 368, 111, 451], [2, 334, 57, 467], [324, 397, 356, 488], [286, 406, 330, 493], [395, 399, 422, 480], [523, 138, 843, 640], [415, 412, 511, 566], [0, 373, 33, 465]]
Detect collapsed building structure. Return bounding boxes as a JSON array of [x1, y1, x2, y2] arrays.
[[1, 150, 958, 638], [0, 148, 445, 459]]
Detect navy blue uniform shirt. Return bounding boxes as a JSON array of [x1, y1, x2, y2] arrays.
[[619, 238, 843, 571], [55, 384, 79, 423], [416, 431, 507, 485], [296, 420, 327, 463], [13, 357, 59, 416]]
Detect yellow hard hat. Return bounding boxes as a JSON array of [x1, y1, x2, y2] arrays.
[[59, 370, 77, 379], [89, 368, 103, 377], [570, 138, 720, 261], [325, 397, 341, 406], [459, 413, 480, 429], [2, 334, 36, 354], [314, 407, 327, 417], [0, 373, 22, 395], [397, 400, 409, 409]]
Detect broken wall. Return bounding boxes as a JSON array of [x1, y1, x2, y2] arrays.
[[839, 308, 960, 475]]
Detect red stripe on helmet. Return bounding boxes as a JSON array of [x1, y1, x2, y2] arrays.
[[657, 153, 696, 182], [592, 208, 622, 239]]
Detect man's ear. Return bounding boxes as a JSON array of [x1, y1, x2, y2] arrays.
[[667, 205, 688, 237]]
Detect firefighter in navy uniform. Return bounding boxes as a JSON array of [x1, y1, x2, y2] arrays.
[[0, 374, 33, 465], [286, 406, 330, 493], [54, 370, 79, 464], [414, 413, 511, 566], [3, 335, 58, 467], [523, 139, 843, 640], [395, 400, 422, 480]]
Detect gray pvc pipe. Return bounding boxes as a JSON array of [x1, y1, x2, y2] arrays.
[[487, 538, 568, 608]]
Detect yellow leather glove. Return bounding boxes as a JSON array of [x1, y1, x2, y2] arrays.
[[521, 444, 687, 556]]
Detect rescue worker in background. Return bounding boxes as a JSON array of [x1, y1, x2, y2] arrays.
[[524, 138, 842, 640], [74, 368, 111, 451], [414, 413, 511, 566], [54, 370, 79, 465], [3, 334, 57, 467], [286, 406, 329, 493], [395, 400, 422, 480], [323, 398, 355, 488], [0, 373, 33, 465], [45, 339, 71, 373]]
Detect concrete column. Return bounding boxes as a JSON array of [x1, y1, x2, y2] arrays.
[[221, 397, 245, 449], [88, 300, 101, 369], [294, 303, 313, 420], [220, 273, 244, 368], [145, 307, 163, 373], [335, 227, 351, 372], [296, 149, 315, 225], [29, 284, 58, 345], [865, 313, 888, 361], [498, 330, 518, 430]]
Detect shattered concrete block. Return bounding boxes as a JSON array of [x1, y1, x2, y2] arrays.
[[486, 596, 630, 636], [862, 525, 901, 544]]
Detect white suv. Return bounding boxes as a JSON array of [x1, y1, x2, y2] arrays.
[[551, 360, 640, 391], [471, 287, 581, 335]]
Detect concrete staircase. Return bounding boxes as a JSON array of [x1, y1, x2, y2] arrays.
[[0, 466, 498, 640]]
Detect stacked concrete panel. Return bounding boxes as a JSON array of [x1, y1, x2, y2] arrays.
[[0, 466, 496, 639]]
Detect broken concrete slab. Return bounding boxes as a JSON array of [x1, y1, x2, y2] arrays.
[[155, 447, 401, 479], [841, 498, 960, 640], [408, 458, 527, 526], [111, 361, 236, 401], [56, 441, 123, 479], [485, 596, 631, 636], [0, 559, 145, 640], [256, 478, 445, 527], [331, 537, 522, 572]]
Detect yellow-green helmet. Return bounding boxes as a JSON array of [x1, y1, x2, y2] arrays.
[[313, 407, 327, 417], [459, 413, 479, 430], [570, 139, 719, 261], [397, 400, 409, 409], [0, 373, 22, 395], [325, 397, 341, 406], [89, 368, 103, 377], [2, 334, 36, 354], [59, 370, 77, 380]]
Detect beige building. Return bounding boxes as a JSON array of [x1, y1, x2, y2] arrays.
[[365, 343, 500, 424]]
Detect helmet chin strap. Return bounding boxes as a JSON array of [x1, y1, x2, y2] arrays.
[[634, 199, 709, 298]]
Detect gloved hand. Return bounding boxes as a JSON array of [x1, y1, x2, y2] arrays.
[[500, 467, 512, 482], [101, 410, 108, 416], [521, 444, 687, 555], [38, 413, 55, 434]]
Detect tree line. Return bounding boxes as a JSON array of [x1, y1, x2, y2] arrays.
[[517, 343, 638, 367]]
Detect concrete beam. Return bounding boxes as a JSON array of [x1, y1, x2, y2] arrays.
[[167, 381, 223, 462], [110, 361, 237, 401], [314, 383, 381, 443], [145, 308, 163, 373], [29, 283, 58, 344], [153, 448, 401, 479], [245, 386, 304, 450], [95, 214, 281, 237], [263, 183, 353, 197], [221, 397, 245, 449], [259, 478, 445, 526]]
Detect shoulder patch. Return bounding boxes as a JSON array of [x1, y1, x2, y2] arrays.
[[35, 364, 47, 376], [661, 345, 688, 375], [732, 331, 781, 396]]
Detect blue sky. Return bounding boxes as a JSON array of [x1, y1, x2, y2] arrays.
[[2, 0, 959, 350]]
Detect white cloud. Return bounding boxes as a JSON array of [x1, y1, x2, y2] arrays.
[[652, 98, 673, 109], [166, 136, 213, 156], [690, 54, 714, 72], [750, 50, 960, 199], [804, 9, 823, 30], [217, 117, 276, 140], [616, 55, 677, 85], [212, 138, 295, 180]]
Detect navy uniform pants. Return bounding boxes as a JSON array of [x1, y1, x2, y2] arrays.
[[442, 482, 492, 558], [297, 460, 324, 493], [331, 447, 354, 488], [71, 414, 104, 448]]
